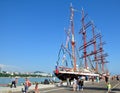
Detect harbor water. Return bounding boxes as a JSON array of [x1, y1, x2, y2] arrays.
[[0, 77, 59, 87]]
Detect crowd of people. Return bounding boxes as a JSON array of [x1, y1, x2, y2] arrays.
[[72, 77, 84, 91], [65, 75, 120, 92], [9, 74, 119, 93], [21, 78, 40, 93], [10, 77, 40, 93]]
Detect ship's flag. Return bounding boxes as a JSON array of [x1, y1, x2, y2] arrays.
[[55, 65, 59, 74]]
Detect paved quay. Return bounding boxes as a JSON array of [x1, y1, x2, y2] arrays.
[[39, 80, 119, 93], [0, 80, 120, 93], [0, 84, 56, 93], [39, 80, 120, 93]]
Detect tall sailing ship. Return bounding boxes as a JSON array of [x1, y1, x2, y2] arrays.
[[54, 4, 109, 81]]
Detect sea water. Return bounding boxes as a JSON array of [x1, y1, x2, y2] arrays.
[[0, 77, 59, 87]]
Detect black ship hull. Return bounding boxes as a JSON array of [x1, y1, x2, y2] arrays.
[[54, 70, 99, 81], [54, 72, 79, 81]]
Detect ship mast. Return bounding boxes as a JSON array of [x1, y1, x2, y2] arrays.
[[100, 36, 104, 72], [79, 10, 101, 71], [70, 4, 76, 71], [91, 23, 98, 72], [81, 9, 88, 69], [99, 36, 108, 73]]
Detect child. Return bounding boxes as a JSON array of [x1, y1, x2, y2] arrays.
[[35, 82, 40, 93], [107, 82, 111, 93]]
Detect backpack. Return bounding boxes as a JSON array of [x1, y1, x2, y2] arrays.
[[28, 82, 31, 87]]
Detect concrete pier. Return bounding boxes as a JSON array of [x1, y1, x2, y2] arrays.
[[0, 79, 119, 93]]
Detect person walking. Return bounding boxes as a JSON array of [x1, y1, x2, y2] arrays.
[[107, 82, 111, 93], [105, 76, 108, 84], [116, 75, 119, 81], [77, 78, 81, 91], [77, 78, 84, 92], [80, 79, 84, 91], [73, 78, 77, 91], [91, 76, 94, 85], [67, 77, 70, 87], [10, 77, 16, 88], [96, 76, 99, 83]]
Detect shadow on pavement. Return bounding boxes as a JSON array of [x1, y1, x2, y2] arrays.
[[112, 88, 120, 92], [56, 85, 120, 93], [83, 86, 107, 91]]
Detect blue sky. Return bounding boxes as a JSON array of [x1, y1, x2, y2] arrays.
[[0, 0, 120, 74]]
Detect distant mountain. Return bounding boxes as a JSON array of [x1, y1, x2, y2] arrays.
[[34, 71, 52, 77], [34, 71, 44, 73]]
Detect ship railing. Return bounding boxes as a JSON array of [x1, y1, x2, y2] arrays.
[[59, 66, 73, 72]]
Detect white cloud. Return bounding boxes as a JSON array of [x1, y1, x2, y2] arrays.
[[0, 64, 21, 72]]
